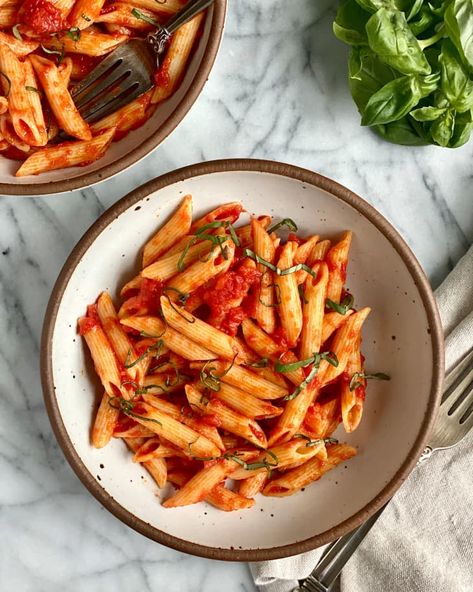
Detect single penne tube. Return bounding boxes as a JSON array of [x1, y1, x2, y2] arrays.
[[252, 219, 276, 334], [326, 231, 352, 303], [0, 114, 30, 152], [41, 31, 128, 57], [236, 216, 271, 249], [57, 56, 73, 87], [92, 391, 119, 448], [0, 44, 47, 146], [0, 4, 16, 27], [303, 397, 341, 439], [190, 360, 288, 400], [215, 382, 282, 420], [120, 315, 216, 361], [263, 444, 357, 497], [166, 239, 235, 295], [294, 235, 319, 284], [321, 309, 353, 344], [30, 55, 91, 141], [152, 13, 204, 104], [299, 262, 329, 359], [321, 307, 370, 385], [51, 0, 75, 16], [307, 239, 332, 266], [16, 128, 115, 176], [275, 241, 302, 346], [206, 484, 255, 511], [160, 295, 246, 363], [229, 439, 325, 480], [341, 339, 364, 433], [142, 195, 193, 267], [113, 421, 154, 439], [239, 473, 267, 498], [96, 291, 146, 384], [141, 237, 212, 281], [132, 437, 185, 463], [128, 401, 221, 458], [163, 459, 235, 508], [142, 394, 224, 451], [68, 0, 107, 28], [120, 274, 142, 297], [190, 202, 243, 233], [0, 31, 38, 55], [267, 380, 319, 446], [125, 437, 167, 487], [78, 311, 125, 398], [90, 90, 152, 136], [186, 384, 268, 449]]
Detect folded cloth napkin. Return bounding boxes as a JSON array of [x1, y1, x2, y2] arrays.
[[251, 245, 473, 592]]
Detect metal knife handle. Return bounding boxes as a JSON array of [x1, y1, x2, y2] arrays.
[[299, 504, 388, 592]]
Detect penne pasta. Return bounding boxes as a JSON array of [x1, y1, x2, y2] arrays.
[[79, 202, 381, 510]]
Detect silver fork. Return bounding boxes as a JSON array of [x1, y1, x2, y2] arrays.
[[297, 347, 473, 592], [70, 0, 214, 123]]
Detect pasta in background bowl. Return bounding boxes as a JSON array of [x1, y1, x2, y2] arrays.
[[0, 0, 226, 194], [41, 159, 443, 560]]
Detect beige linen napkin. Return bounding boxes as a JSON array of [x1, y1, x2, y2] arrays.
[[251, 246, 473, 592]]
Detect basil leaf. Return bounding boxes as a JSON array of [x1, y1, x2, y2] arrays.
[[131, 8, 159, 26], [410, 105, 447, 121], [349, 47, 397, 113], [449, 108, 473, 147], [409, 5, 438, 36], [439, 39, 473, 112], [444, 0, 473, 69], [430, 107, 456, 146], [366, 8, 431, 75], [374, 116, 428, 145], [267, 218, 298, 234], [361, 75, 423, 126], [246, 358, 270, 368], [333, 0, 370, 47], [66, 27, 81, 42], [275, 356, 314, 373]]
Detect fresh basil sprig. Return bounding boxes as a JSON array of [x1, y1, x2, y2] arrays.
[[333, 0, 473, 148]]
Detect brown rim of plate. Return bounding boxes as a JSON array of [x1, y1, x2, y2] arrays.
[[41, 158, 444, 562], [0, 1, 226, 197]]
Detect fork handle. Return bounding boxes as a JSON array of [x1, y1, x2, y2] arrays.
[[299, 504, 388, 592], [166, 0, 215, 34]]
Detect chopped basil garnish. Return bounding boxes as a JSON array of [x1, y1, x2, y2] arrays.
[[326, 294, 354, 315], [298, 284, 308, 304], [25, 86, 41, 94], [267, 218, 298, 234], [81, 13, 91, 21], [66, 27, 81, 42], [124, 340, 163, 369], [131, 8, 160, 26], [294, 434, 339, 447], [284, 351, 338, 401], [243, 248, 316, 279], [108, 396, 162, 426], [246, 358, 270, 368], [200, 354, 237, 392], [177, 220, 239, 272], [41, 44, 65, 65], [163, 291, 195, 323], [349, 372, 390, 391], [12, 24, 22, 41]]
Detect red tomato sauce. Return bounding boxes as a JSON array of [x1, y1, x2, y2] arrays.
[[154, 61, 171, 88], [203, 265, 261, 335], [1, 146, 29, 161], [271, 327, 289, 351], [77, 304, 100, 335], [69, 54, 102, 80], [20, 0, 66, 34]]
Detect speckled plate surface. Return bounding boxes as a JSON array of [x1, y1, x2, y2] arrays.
[[41, 159, 443, 560]]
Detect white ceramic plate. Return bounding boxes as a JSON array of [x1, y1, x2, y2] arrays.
[[41, 159, 443, 560], [0, 2, 226, 195]]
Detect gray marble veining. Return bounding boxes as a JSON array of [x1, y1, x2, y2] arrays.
[[1, 1, 472, 591]]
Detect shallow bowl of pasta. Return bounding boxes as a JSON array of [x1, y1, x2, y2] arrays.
[[0, 0, 226, 195], [41, 159, 443, 560]]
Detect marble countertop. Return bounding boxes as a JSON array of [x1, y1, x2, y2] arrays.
[[1, 1, 473, 590]]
